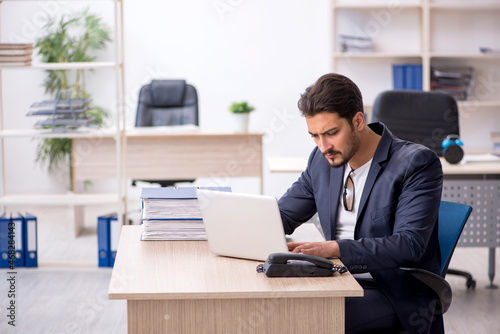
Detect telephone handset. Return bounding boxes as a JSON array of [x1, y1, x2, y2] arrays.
[[256, 252, 347, 277]]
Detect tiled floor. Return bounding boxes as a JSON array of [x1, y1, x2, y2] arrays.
[[0, 204, 498, 333]]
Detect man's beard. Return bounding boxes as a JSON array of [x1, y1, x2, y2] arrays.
[[323, 132, 360, 168]]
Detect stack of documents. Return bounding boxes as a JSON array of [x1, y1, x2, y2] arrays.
[[338, 34, 373, 53], [27, 92, 94, 132], [0, 44, 33, 67], [140, 186, 231, 241], [492, 132, 500, 155], [430, 65, 474, 101]]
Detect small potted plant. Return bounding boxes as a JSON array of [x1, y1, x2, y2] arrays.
[[229, 101, 255, 133]]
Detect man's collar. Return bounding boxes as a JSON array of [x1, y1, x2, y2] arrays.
[[368, 122, 385, 136], [368, 122, 392, 164]]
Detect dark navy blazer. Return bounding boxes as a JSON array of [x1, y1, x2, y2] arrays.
[[279, 122, 444, 334]]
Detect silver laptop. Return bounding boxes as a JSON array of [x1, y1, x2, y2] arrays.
[[196, 189, 289, 261]]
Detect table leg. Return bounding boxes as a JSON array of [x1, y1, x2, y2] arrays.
[[73, 180, 85, 237], [486, 247, 498, 289]]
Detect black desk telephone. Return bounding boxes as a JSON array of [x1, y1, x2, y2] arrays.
[[256, 253, 348, 277]]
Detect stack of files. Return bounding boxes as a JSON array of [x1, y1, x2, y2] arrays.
[[0, 43, 33, 67], [491, 132, 500, 155], [480, 47, 500, 54], [393, 64, 423, 90], [0, 213, 38, 269], [97, 213, 121, 267], [23, 213, 38, 268], [27, 90, 94, 132], [140, 186, 231, 241], [430, 65, 474, 101], [339, 34, 373, 53]]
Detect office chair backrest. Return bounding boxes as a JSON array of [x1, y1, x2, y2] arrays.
[[135, 79, 198, 127], [438, 201, 472, 277], [133, 79, 199, 187], [372, 90, 459, 156]]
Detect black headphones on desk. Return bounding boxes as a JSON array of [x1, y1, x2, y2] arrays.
[[442, 134, 464, 164]]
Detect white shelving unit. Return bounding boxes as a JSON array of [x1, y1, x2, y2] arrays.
[[0, 0, 126, 236], [331, 0, 500, 137], [331, 0, 500, 289]]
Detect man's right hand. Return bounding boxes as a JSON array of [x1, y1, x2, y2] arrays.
[[287, 241, 340, 258]]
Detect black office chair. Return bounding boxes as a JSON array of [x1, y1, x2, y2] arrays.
[[400, 201, 472, 314], [372, 90, 476, 289], [133, 79, 198, 187], [372, 90, 459, 157]]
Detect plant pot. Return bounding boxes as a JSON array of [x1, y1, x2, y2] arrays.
[[233, 113, 250, 133]]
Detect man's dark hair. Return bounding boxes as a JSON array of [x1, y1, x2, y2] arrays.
[[298, 73, 364, 124]]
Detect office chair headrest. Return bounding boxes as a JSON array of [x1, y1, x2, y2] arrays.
[[373, 90, 458, 118], [150, 80, 186, 107], [372, 90, 459, 156]]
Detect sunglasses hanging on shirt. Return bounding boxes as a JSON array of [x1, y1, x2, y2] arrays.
[[343, 169, 355, 211]]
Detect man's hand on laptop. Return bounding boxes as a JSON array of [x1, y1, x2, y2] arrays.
[[287, 241, 340, 258]]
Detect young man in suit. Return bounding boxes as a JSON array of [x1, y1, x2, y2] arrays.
[[279, 73, 444, 333]]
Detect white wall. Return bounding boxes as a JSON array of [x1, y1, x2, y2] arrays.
[[2, 1, 497, 201], [124, 0, 330, 197], [0, 0, 326, 198], [0, 1, 118, 195]]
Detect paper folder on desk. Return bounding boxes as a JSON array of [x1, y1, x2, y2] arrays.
[[140, 186, 232, 220], [463, 153, 500, 163], [140, 186, 231, 241]]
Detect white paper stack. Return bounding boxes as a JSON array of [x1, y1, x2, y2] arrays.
[[140, 186, 231, 241]]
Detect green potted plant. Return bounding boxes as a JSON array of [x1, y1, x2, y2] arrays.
[[34, 8, 111, 190], [229, 101, 255, 133]]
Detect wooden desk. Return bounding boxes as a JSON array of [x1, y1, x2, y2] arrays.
[[70, 128, 263, 235], [73, 127, 263, 185], [267, 155, 500, 175], [108, 225, 363, 334], [267, 156, 307, 173], [440, 156, 500, 289]]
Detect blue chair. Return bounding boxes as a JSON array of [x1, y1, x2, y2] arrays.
[[373, 90, 476, 288], [400, 201, 472, 314]]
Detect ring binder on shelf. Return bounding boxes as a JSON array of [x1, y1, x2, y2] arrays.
[[0, 214, 25, 268], [12, 215, 25, 268], [97, 213, 112, 267], [23, 213, 38, 268], [0, 215, 12, 268], [98, 213, 120, 267], [109, 214, 120, 267]]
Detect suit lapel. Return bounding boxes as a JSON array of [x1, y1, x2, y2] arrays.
[[357, 162, 382, 221], [356, 123, 393, 233], [329, 165, 344, 240]]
